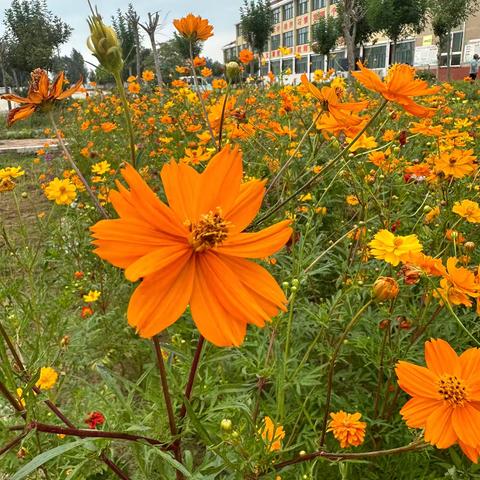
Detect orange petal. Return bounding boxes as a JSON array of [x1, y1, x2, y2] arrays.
[[395, 361, 439, 399], [424, 403, 457, 448], [7, 104, 36, 126], [128, 256, 195, 337], [91, 219, 182, 269], [219, 255, 287, 318], [50, 72, 64, 99], [216, 220, 292, 258], [400, 396, 442, 429], [57, 76, 83, 100], [197, 144, 242, 216], [459, 440, 480, 463], [125, 244, 191, 282], [460, 348, 480, 387], [160, 160, 200, 222], [425, 338, 460, 376], [190, 254, 247, 347], [224, 179, 266, 234], [452, 404, 480, 447], [115, 164, 188, 238]]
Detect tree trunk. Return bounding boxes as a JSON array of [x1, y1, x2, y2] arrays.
[[149, 32, 163, 85], [446, 30, 452, 81], [134, 28, 141, 78], [391, 40, 397, 65]]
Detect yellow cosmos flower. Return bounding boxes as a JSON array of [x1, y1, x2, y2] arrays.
[[452, 200, 480, 223], [91, 161, 111, 176], [44, 178, 77, 205], [369, 229, 423, 266], [83, 290, 101, 303], [36, 367, 58, 390]]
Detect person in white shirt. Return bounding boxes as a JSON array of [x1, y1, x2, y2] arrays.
[[469, 54, 479, 80]]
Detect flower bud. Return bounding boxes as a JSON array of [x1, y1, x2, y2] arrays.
[[220, 419, 232, 432], [372, 276, 399, 301], [225, 61, 240, 82], [464, 241, 475, 252], [87, 9, 123, 75]]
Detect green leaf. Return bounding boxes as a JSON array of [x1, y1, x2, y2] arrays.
[[150, 448, 192, 478], [11, 438, 102, 480]]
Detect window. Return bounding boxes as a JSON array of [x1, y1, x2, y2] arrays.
[[271, 60, 281, 75], [283, 2, 294, 20], [363, 45, 387, 69], [271, 34, 281, 50], [297, 27, 309, 45], [283, 31, 294, 48], [261, 65, 269, 76], [311, 54, 325, 71], [282, 58, 293, 72], [329, 52, 346, 70], [393, 41, 414, 65], [296, 56, 308, 73], [297, 0, 309, 15], [312, 0, 326, 8], [440, 31, 464, 66], [273, 8, 281, 24]]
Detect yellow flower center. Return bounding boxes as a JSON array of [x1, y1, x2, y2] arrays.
[[393, 238, 403, 248], [437, 374, 469, 406], [188, 210, 230, 252]]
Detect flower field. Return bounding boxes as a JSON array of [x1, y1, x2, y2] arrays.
[[2, 12, 480, 480]]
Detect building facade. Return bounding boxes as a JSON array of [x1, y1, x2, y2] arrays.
[[223, 0, 480, 82]]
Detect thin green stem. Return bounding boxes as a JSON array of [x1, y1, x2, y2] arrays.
[[113, 72, 136, 167], [319, 299, 373, 445], [255, 99, 388, 227]]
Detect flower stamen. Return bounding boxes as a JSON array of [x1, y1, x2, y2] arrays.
[[188, 209, 230, 252], [437, 375, 469, 406]]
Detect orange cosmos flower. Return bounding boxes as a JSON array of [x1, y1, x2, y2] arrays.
[[1, 69, 82, 126], [401, 252, 446, 277], [90, 145, 292, 347], [173, 13, 213, 42], [259, 416, 285, 452], [239, 49, 254, 64], [452, 200, 480, 223], [352, 62, 440, 118], [301, 74, 367, 119], [327, 411, 366, 448], [437, 257, 480, 307], [396, 339, 480, 462]]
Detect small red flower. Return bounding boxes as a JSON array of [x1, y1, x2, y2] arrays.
[[74, 271, 84, 279], [398, 130, 407, 146], [85, 411, 105, 429], [81, 306, 93, 318]]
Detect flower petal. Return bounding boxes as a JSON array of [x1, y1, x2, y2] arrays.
[[395, 361, 439, 399], [425, 338, 461, 376], [459, 440, 480, 463], [400, 396, 443, 428], [127, 255, 195, 338], [452, 404, 480, 447], [190, 254, 247, 347], [424, 403, 457, 448], [216, 220, 292, 258]]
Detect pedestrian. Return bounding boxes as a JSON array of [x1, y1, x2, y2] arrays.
[[469, 53, 479, 80]]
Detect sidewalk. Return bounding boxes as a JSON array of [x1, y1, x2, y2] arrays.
[[0, 138, 59, 155]]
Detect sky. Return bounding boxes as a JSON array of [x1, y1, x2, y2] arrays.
[[0, 0, 242, 65]]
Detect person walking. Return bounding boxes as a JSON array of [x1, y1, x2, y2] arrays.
[[469, 54, 479, 80]]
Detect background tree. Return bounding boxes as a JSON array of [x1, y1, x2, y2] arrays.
[[240, 0, 274, 74], [53, 49, 87, 83], [112, 7, 137, 78], [428, 0, 480, 79], [139, 11, 167, 85], [311, 16, 341, 69], [366, 0, 428, 62], [2, 0, 71, 82], [337, 0, 368, 73], [172, 33, 202, 61], [125, 4, 142, 79]]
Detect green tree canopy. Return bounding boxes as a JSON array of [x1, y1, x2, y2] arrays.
[[366, 0, 428, 61], [311, 16, 341, 65], [240, 0, 274, 58], [2, 0, 72, 77]]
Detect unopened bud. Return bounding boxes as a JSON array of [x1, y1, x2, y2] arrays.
[[220, 419, 232, 432], [373, 276, 399, 301], [464, 241, 475, 252], [87, 8, 123, 75], [225, 61, 240, 82]]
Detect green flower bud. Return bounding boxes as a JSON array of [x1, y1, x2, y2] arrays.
[[220, 419, 232, 432], [225, 61, 240, 82], [87, 8, 123, 75]]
